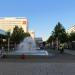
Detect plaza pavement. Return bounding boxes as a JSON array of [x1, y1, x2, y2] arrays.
[[0, 49, 75, 75], [64, 49, 75, 55], [0, 62, 75, 75]]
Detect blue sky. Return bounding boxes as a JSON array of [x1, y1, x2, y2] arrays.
[[0, 0, 75, 40]]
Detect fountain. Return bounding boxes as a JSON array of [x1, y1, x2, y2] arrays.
[[14, 37, 48, 55], [2, 37, 48, 58], [17, 37, 36, 51]]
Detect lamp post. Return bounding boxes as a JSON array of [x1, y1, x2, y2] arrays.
[[56, 33, 61, 50], [7, 31, 10, 52], [56, 37, 59, 50], [8, 37, 10, 52]]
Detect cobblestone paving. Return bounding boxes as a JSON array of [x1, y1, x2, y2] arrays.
[[0, 62, 75, 75]]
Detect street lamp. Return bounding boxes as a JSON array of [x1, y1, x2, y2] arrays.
[[56, 33, 61, 50], [8, 37, 10, 52], [7, 31, 10, 52]]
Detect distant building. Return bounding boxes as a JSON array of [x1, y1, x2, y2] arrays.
[[35, 37, 43, 48], [66, 25, 75, 49], [0, 17, 28, 33], [35, 37, 43, 43], [29, 31, 35, 39], [67, 25, 75, 34], [0, 17, 35, 38]]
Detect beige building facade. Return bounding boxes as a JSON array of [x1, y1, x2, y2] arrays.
[[0, 17, 35, 39], [67, 25, 75, 34], [0, 17, 28, 33]]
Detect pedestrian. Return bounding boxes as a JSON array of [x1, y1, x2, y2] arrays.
[[59, 43, 64, 54]]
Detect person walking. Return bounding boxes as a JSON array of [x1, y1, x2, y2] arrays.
[[59, 43, 64, 54]]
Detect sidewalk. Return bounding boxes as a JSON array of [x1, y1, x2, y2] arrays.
[[64, 49, 75, 55], [0, 62, 75, 75]]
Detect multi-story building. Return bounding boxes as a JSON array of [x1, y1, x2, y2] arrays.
[[66, 25, 75, 49], [0, 17, 35, 39], [67, 25, 75, 34], [0, 17, 28, 33]]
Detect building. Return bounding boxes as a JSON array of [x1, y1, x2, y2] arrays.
[[66, 25, 75, 49], [0, 17, 35, 39], [35, 37, 43, 48], [29, 31, 35, 39], [0, 17, 28, 33], [67, 25, 75, 34], [35, 37, 43, 43], [0, 17, 36, 49]]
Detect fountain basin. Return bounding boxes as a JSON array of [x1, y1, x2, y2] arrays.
[[14, 50, 48, 55], [3, 50, 48, 56], [1, 50, 51, 59]]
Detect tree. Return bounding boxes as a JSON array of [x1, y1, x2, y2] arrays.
[[47, 22, 68, 43], [47, 34, 55, 43], [70, 32, 75, 41], [10, 26, 19, 44], [10, 26, 30, 44], [53, 22, 67, 43], [24, 32, 30, 38], [47, 22, 68, 49]]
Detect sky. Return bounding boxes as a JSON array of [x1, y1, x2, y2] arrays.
[[0, 0, 75, 41]]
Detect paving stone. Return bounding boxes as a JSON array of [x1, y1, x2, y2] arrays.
[[48, 72, 63, 75], [0, 62, 75, 75]]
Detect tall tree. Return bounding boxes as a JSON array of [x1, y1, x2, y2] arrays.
[[53, 22, 67, 43], [47, 22, 68, 44], [10, 26, 30, 44], [47, 31, 55, 43], [70, 32, 75, 41]]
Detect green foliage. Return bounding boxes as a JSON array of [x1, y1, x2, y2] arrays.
[[69, 32, 75, 41], [47, 35, 55, 43], [10, 26, 30, 44], [24, 32, 30, 38], [54, 22, 68, 43], [47, 22, 68, 43]]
